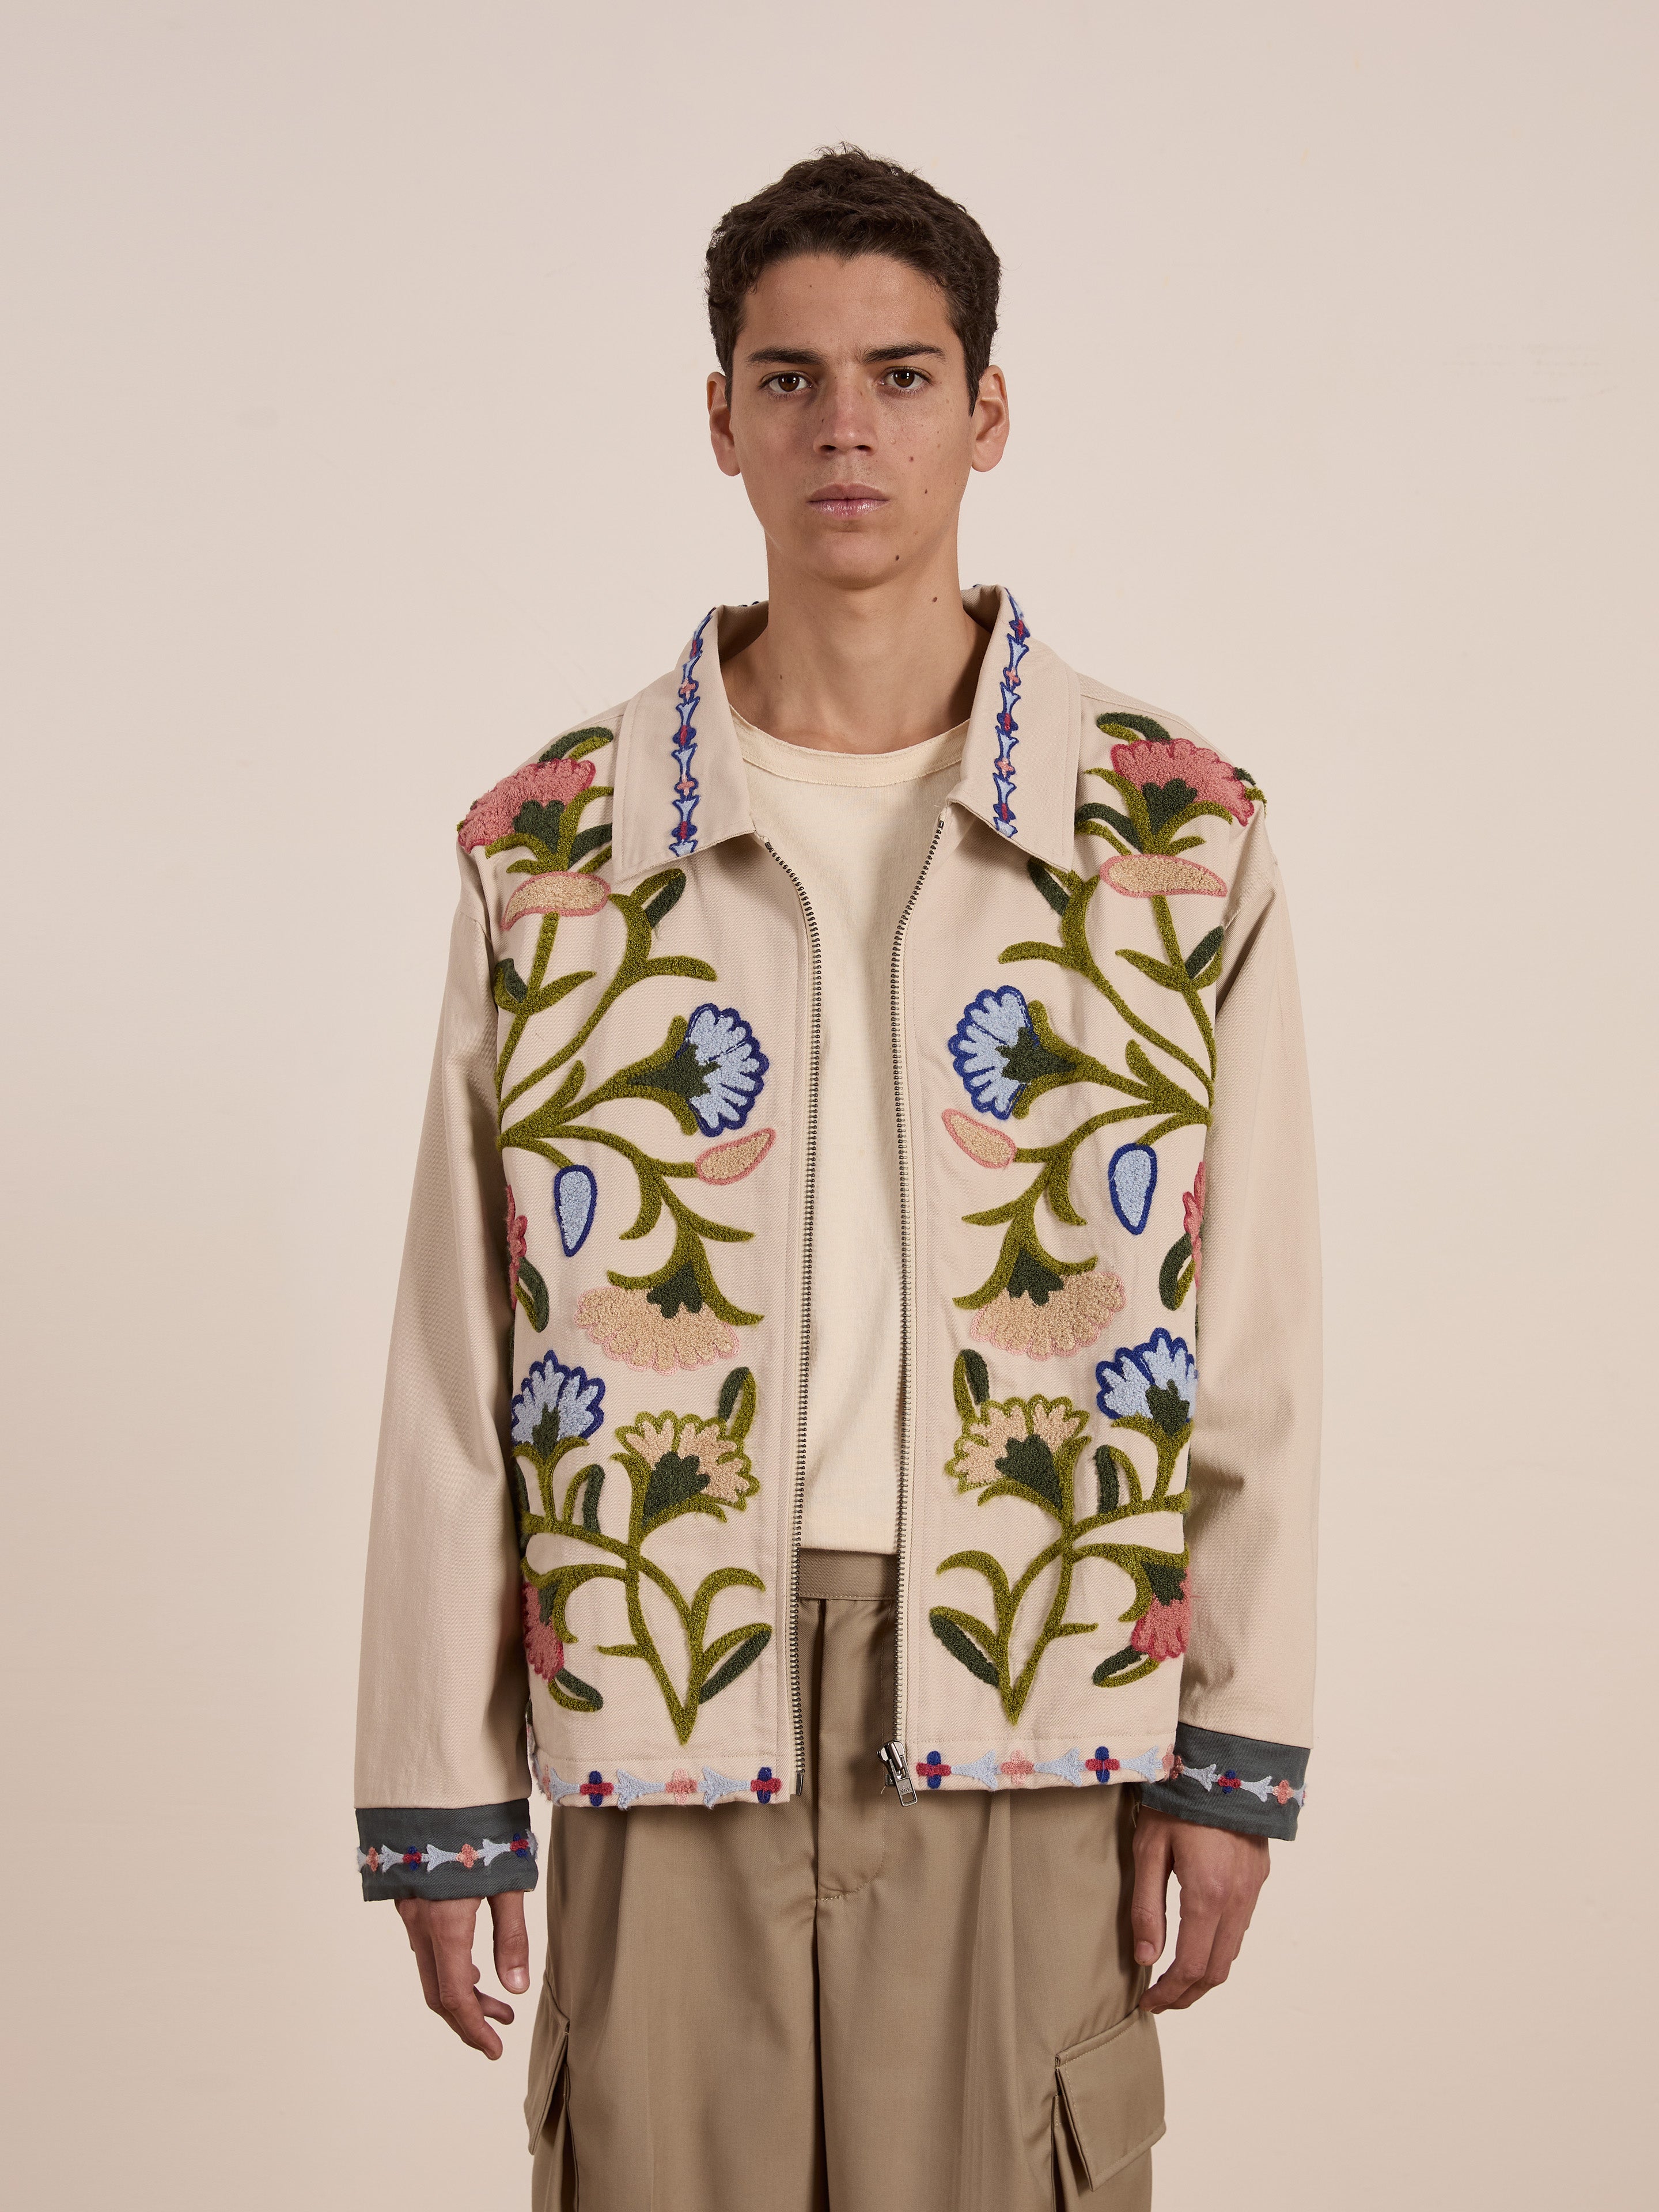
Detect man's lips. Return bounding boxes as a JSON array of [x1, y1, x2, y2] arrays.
[[808, 483, 888, 518]]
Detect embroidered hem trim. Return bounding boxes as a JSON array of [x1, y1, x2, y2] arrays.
[[1137, 1721, 1310, 1840], [354, 1800, 539, 1898]]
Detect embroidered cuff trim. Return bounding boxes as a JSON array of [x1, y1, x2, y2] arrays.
[[1136, 1722, 1309, 1840], [355, 1801, 539, 1899]]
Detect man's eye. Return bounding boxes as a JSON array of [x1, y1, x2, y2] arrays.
[[765, 373, 809, 395], [885, 368, 926, 389]]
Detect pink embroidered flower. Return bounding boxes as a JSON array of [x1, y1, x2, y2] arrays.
[[1101, 853, 1228, 899], [575, 1285, 737, 1373], [694, 1128, 775, 1185], [970, 1267, 1126, 1361], [1110, 736, 1254, 825], [459, 756, 596, 850], [999, 1752, 1036, 1787], [664, 1769, 700, 1801], [457, 1843, 478, 1869], [949, 1394, 1089, 1495], [521, 1582, 566, 1683], [615, 1413, 756, 1509], [1128, 1595, 1191, 1664], [505, 1187, 528, 1303], [942, 1108, 1018, 1170], [1183, 1161, 1206, 1291], [1272, 1778, 1296, 1805], [502, 872, 611, 926]]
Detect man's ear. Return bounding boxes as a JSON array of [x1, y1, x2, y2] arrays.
[[707, 369, 742, 478], [969, 364, 1010, 474]]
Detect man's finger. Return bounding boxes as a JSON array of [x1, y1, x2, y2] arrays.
[[397, 1902, 445, 2017], [432, 1920, 503, 2060], [1142, 1880, 1221, 2014], [490, 1890, 532, 1996], [1129, 1820, 1172, 1971]]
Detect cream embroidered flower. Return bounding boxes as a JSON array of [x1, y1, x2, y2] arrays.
[[575, 1285, 736, 1373], [948, 1395, 1089, 1499], [969, 1267, 1125, 1360], [614, 1411, 757, 1514]]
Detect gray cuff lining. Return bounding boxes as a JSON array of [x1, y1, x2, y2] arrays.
[[355, 1800, 539, 1900], [1137, 1722, 1309, 1840]]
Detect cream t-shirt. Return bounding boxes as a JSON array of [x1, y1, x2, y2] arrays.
[[733, 709, 968, 1555]]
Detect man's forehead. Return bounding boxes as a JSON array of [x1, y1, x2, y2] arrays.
[[738, 252, 956, 350]]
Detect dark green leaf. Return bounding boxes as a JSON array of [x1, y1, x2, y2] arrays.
[[1142, 1554, 1188, 1605], [551, 1666, 603, 1710], [642, 1448, 708, 1527], [1096, 711, 1172, 746], [1091, 1646, 1141, 1684], [955, 1348, 991, 1421], [580, 1465, 604, 1533], [1184, 927, 1224, 980], [516, 1260, 549, 1332], [1095, 1445, 1119, 1514], [717, 1366, 756, 1442], [493, 959, 527, 1009], [1026, 857, 1071, 916], [699, 1625, 771, 1703], [1076, 802, 1142, 851], [568, 822, 612, 864], [930, 1611, 1000, 1686], [642, 872, 687, 928], [1158, 1233, 1194, 1311]]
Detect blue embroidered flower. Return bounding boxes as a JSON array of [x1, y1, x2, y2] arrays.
[[553, 1164, 597, 1257], [511, 1348, 605, 1453], [949, 985, 1067, 1120], [1095, 1328, 1198, 1435], [659, 1002, 770, 1135]]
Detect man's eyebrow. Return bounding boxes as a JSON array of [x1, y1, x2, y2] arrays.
[[743, 341, 948, 367]]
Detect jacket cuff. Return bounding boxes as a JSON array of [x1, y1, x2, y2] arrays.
[[1137, 1724, 1309, 1841], [355, 1802, 539, 1901]]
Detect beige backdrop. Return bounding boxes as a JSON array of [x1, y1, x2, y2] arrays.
[[3, 3, 1654, 2206]]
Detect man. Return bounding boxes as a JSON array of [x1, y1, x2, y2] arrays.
[[354, 146, 1321, 2211]]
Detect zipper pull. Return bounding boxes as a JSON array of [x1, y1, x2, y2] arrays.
[[877, 1740, 918, 1806]]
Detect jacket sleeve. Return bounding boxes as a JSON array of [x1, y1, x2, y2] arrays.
[[1138, 806, 1322, 1841], [352, 846, 537, 1900]]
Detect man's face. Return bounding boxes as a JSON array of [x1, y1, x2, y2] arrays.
[[707, 251, 1007, 590]]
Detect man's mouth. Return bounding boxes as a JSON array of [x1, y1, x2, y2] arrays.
[[808, 483, 888, 519]]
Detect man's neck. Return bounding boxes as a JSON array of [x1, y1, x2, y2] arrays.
[[721, 548, 993, 756]]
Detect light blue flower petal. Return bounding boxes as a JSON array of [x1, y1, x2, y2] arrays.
[[1108, 1143, 1158, 1234], [1095, 1348, 1152, 1422], [949, 987, 1033, 1122], [554, 1165, 597, 1257], [511, 1347, 606, 1446]]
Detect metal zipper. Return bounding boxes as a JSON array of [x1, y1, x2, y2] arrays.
[[879, 811, 948, 1808], [761, 838, 823, 1798]]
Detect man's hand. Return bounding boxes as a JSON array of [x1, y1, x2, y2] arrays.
[[1131, 1808, 1269, 2014], [395, 1892, 531, 2059]]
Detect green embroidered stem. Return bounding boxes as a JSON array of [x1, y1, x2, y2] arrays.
[[956, 1112, 1118, 1309]]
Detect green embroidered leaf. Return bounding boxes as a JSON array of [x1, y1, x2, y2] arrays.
[[1091, 1645, 1142, 1684], [568, 822, 613, 864], [1096, 712, 1173, 746], [642, 872, 687, 929], [514, 798, 565, 847], [641, 1448, 708, 1528], [930, 1609, 1001, 1686], [1184, 927, 1224, 981], [1117, 948, 1186, 993], [493, 959, 528, 1009], [1005, 1246, 1064, 1305], [717, 1365, 757, 1443], [1094, 1444, 1119, 1513], [515, 1260, 549, 1332], [699, 1624, 772, 1704], [954, 1348, 991, 1420], [549, 1666, 604, 1711], [579, 1465, 604, 1533], [540, 725, 615, 763], [994, 1433, 1063, 1514], [1026, 857, 1071, 917], [1158, 1233, 1194, 1311], [1142, 1552, 1188, 1605]]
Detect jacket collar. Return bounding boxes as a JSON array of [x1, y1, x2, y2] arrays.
[[608, 585, 1080, 885]]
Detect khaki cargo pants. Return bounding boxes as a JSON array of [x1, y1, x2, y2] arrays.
[[526, 1548, 1164, 2210]]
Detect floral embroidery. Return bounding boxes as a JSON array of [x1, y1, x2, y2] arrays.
[[630, 1002, 769, 1137], [949, 986, 1086, 1122], [669, 611, 713, 858], [1101, 852, 1227, 899], [506, 1187, 549, 1330], [503, 871, 611, 926], [1107, 1142, 1158, 1234], [1159, 1159, 1205, 1311], [990, 595, 1031, 838], [694, 1128, 775, 1184], [1096, 1327, 1197, 1434], [1087, 1746, 1120, 1781], [459, 756, 595, 851], [358, 1832, 536, 1876], [1128, 1592, 1190, 1662], [521, 1581, 566, 1682], [575, 1282, 739, 1373], [1161, 1753, 1305, 1809], [930, 1350, 1190, 1719], [942, 1108, 1018, 1169], [554, 1164, 597, 1257], [514, 1362, 771, 1744], [1106, 733, 1255, 829], [969, 1268, 1124, 1361]]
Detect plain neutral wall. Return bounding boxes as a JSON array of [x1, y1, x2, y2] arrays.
[[3, 3, 1654, 2206]]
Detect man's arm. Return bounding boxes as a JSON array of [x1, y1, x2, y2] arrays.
[[354, 846, 537, 2055], [1134, 798, 1321, 2005]]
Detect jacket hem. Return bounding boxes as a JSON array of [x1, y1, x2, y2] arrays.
[[1135, 1722, 1308, 1839], [355, 1801, 539, 1898]]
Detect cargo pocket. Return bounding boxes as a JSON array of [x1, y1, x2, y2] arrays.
[[522, 1975, 572, 2154], [1055, 2009, 1165, 2195]]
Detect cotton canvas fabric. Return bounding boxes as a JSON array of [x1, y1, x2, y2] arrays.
[[526, 1550, 1163, 2211]]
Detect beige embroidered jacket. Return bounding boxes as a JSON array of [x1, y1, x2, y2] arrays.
[[354, 586, 1321, 1900]]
